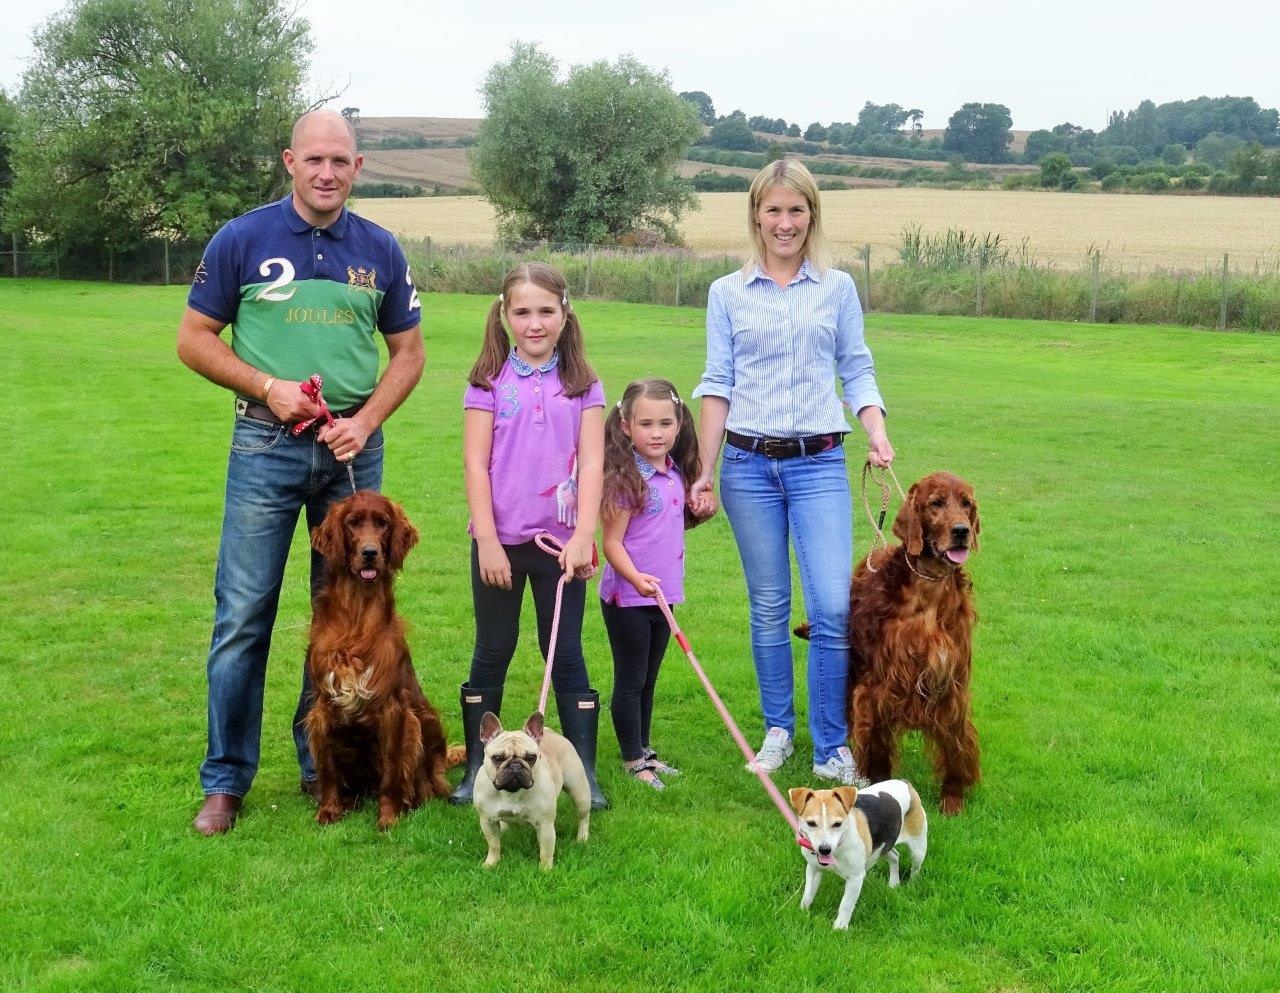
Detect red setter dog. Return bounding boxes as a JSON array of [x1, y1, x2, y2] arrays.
[[848, 472, 981, 815], [305, 491, 461, 830], [796, 471, 981, 815]]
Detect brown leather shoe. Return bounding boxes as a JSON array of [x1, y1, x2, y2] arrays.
[[193, 793, 242, 835], [299, 778, 321, 802]]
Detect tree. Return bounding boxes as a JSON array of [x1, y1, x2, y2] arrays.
[[1038, 152, 1074, 189], [1023, 129, 1065, 164], [341, 107, 361, 125], [8, 0, 312, 253], [804, 122, 828, 142], [678, 90, 716, 126], [0, 90, 17, 203], [707, 116, 758, 151], [942, 103, 1013, 163], [857, 102, 921, 135], [472, 43, 700, 244], [1160, 143, 1187, 166], [1193, 131, 1244, 169]]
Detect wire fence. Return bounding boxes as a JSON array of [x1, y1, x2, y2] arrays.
[[4, 232, 1278, 332]]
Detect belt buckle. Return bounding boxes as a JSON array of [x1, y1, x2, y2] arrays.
[[234, 397, 249, 417], [762, 439, 787, 458]]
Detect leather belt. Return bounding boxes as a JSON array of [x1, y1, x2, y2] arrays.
[[724, 430, 845, 459], [234, 396, 365, 425]]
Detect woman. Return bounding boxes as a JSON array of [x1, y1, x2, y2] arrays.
[[690, 159, 894, 786]]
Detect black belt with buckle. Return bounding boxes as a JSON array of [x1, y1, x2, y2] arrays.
[[725, 430, 845, 459], [234, 396, 365, 425]]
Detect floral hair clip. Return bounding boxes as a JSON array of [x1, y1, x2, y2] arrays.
[[670, 391, 681, 405], [497, 292, 504, 304]]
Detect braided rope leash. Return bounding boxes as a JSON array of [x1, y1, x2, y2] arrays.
[[532, 532, 598, 716], [291, 374, 356, 495], [650, 587, 809, 851], [860, 460, 908, 573]]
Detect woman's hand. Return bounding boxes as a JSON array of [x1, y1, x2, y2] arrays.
[[689, 474, 717, 516], [867, 431, 895, 468], [476, 538, 512, 590]]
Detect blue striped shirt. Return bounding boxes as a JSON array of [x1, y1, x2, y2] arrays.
[[693, 260, 885, 437]]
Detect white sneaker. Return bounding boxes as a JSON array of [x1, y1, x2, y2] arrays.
[[812, 746, 860, 786], [746, 727, 793, 773]]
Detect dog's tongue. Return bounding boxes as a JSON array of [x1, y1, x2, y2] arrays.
[[360, 568, 378, 580], [817, 852, 835, 867], [946, 548, 970, 564]]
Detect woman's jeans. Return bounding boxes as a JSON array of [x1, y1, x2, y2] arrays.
[[719, 443, 852, 763], [200, 416, 384, 797]]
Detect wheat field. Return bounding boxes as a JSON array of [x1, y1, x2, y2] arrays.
[[356, 189, 1280, 272]]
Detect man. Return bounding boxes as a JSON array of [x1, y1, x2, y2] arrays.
[[177, 109, 424, 835]]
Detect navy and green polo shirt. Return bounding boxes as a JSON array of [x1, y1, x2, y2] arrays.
[[188, 195, 421, 410]]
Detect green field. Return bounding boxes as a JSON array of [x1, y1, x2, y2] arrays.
[[1, 280, 1277, 992]]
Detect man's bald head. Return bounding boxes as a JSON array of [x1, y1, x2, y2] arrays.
[[290, 109, 357, 153]]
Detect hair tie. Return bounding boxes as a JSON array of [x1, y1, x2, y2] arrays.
[[562, 290, 569, 306], [615, 399, 623, 411], [670, 391, 681, 406], [497, 292, 504, 304]]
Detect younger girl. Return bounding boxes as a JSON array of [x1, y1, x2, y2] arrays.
[[453, 262, 608, 809], [599, 379, 713, 790]]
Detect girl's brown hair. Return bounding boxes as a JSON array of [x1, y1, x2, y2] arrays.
[[466, 262, 598, 397], [602, 379, 701, 520]]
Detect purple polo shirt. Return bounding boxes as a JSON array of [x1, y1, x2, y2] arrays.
[[599, 451, 687, 607], [464, 351, 605, 545]]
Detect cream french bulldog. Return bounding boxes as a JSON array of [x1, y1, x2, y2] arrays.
[[473, 710, 591, 869]]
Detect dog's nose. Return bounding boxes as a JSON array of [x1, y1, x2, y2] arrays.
[[818, 844, 832, 856], [951, 524, 970, 542], [361, 545, 379, 561]]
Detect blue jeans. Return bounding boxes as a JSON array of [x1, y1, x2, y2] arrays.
[[719, 443, 852, 763], [199, 415, 384, 797]]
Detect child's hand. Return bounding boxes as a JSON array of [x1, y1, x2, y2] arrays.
[[688, 491, 718, 519], [632, 573, 662, 597], [559, 534, 595, 578], [477, 538, 512, 590]]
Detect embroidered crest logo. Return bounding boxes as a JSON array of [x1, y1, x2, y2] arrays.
[[347, 266, 377, 291], [193, 259, 208, 285]]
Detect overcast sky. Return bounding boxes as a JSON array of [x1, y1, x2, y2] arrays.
[[4, 0, 1278, 132]]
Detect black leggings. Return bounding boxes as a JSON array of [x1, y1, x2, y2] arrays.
[[601, 601, 671, 761], [468, 539, 590, 694]]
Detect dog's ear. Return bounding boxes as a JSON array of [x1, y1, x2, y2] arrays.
[[833, 786, 859, 812], [479, 711, 503, 743], [893, 482, 925, 556], [968, 492, 981, 551], [524, 711, 545, 743], [387, 499, 420, 570], [312, 501, 348, 564], [788, 787, 814, 816]]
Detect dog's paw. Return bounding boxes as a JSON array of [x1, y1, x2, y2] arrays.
[[833, 918, 851, 931], [940, 793, 965, 816], [483, 855, 500, 869], [316, 805, 343, 825]]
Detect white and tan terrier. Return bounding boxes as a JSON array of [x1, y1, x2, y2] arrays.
[[788, 779, 928, 929]]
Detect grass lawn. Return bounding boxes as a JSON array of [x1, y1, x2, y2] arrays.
[[1, 279, 1277, 993]]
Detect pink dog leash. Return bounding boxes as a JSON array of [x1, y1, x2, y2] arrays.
[[291, 373, 356, 495], [650, 587, 809, 849], [532, 532, 598, 716]]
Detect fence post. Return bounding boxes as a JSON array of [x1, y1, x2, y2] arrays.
[[1089, 251, 1100, 323], [861, 244, 871, 312], [424, 236, 432, 294], [584, 244, 593, 297], [975, 256, 985, 317], [1219, 253, 1229, 331], [675, 251, 683, 307], [163, 239, 171, 286]]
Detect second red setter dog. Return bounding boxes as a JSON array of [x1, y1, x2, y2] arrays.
[[305, 491, 461, 830], [797, 471, 981, 815]]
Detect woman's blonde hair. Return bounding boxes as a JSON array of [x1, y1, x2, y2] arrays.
[[467, 262, 597, 397], [744, 158, 829, 275]]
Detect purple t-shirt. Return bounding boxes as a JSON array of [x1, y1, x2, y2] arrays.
[[464, 355, 605, 545], [599, 452, 687, 607]]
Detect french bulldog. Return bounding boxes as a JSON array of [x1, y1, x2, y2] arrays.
[[473, 710, 591, 869]]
